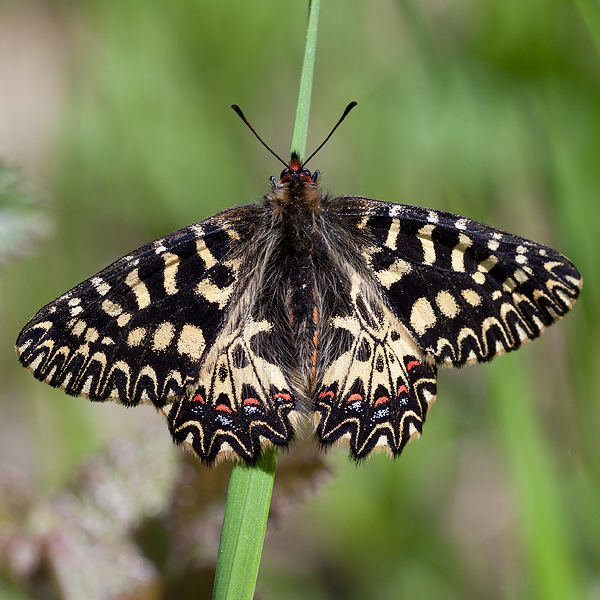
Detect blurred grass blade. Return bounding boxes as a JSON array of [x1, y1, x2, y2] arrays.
[[575, 0, 600, 57], [490, 354, 584, 600]]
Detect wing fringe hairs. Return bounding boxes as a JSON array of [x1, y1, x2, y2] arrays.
[[16, 161, 581, 465]]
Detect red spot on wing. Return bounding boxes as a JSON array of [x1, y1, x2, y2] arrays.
[[397, 385, 408, 396], [215, 404, 232, 413], [192, 394, 205, 403], [243, 397, 260, 406], [274, 392, 291, 401], [407, 360, 420, 370], [347, 393, 363, 403], [374, 396, 389, 406], [319, 391, 334, 400]]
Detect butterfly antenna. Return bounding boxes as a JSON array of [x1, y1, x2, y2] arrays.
[[302, 101, 358, 167], [232, 105, 288, 168]]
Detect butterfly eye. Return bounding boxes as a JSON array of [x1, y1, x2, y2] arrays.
[[302, 168, 311, 178], [280, 168, 290, 179]]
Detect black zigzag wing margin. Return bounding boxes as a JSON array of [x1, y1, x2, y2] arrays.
[[331, 197, 582, 367], [15, 205, 263, 407]]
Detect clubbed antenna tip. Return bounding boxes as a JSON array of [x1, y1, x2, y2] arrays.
[[302, 102, 357, 167]]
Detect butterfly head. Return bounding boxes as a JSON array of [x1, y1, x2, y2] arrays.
[[269, 151, 323, 216], [278, 152, 318, 186]]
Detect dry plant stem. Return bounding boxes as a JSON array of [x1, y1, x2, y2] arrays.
[[211, 1, 320, 599]]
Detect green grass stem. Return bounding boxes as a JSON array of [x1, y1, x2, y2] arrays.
[[212, 2, 320, 598], [291, 0, 321, 158], [212, 447, 278, 600]]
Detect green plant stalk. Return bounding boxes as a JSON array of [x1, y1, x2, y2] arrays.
[[212, 447, 278, 600], [212, 2, 320, 599], [291, 0, 320, 158]]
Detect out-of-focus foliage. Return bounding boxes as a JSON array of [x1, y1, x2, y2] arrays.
[[0, 425, 328, 599], [0, 166, 48, 267], [0, 430, 175, 600], [0, 0, 598, 598]]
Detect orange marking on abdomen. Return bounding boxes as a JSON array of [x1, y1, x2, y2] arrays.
[[243, 397, 260, 406], [274, 392, 291, 401], [311, 330, 318, 378], [215, 404, 232, 413], [192, 393, 205, 403], [347, 393, 363, 403], [407, 360, 420, 370], [374, 396, 389, 406], [397, 385, 408, 396], [319, 390, 334, 400], [313, 306, 318, 325]]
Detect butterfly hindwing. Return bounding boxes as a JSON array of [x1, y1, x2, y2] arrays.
[[161, 314, 297, 464], [333, 197, 582, 366], [314, 272, 437, 459]]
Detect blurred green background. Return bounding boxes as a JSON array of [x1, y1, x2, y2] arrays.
[[0, 0, 598, 598]]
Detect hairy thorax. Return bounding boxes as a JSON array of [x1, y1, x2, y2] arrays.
[[268, 176, 324, 223]]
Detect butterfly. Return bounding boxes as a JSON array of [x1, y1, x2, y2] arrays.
[[16, 104, 582, 465]]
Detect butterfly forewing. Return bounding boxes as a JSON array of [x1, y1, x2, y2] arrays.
[[334, 197, 582, 366], [16, 207, 258, 406], [17, 203, 302, 463]]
